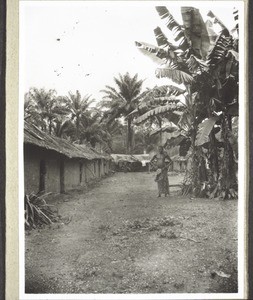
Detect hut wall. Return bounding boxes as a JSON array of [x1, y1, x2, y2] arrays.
[[24, 144, 112, 195], [24, 147, 40, 194], [64, 159, 81, 190], [24, 145, 61, 194], [46, 156, 61, 193]]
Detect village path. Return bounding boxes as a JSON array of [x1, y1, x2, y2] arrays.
[[25, 172, 238, 294]]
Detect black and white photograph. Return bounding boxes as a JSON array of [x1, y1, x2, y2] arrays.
[[19, 1, 246, 299]]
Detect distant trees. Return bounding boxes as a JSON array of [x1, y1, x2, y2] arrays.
[[24, 88, 120, 152], [24, 88, 68, 134]]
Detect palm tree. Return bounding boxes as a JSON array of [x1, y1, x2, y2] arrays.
[[100, 72, 149, 153], [64, 90, 94, 143], [79, 109, 111, 149]]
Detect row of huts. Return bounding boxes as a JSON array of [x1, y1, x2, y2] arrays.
[[24, 122, 112, 194], [24, 122, 190, 194]]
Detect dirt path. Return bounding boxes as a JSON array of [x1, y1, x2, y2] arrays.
[[25, 172, 238, 294]]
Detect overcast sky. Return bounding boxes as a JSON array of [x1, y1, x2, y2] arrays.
[[20, 1, 240, 103]]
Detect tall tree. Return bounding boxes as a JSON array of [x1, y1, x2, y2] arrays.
[[100, 72, 149, 153], [64, 90, 94, 143]]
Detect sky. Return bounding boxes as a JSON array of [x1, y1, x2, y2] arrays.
[[20, 1, 240, 103]]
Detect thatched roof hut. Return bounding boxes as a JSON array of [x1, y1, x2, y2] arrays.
[[24, 122, 111, 160]]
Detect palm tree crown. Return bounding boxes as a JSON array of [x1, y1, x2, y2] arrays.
[[100, 72, 148, 153]]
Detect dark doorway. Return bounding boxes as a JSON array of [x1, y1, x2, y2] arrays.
[[98, 160, 101, 178], [79, 162, 83, 184], [60, 160, 65, 193], [39, 160, 46, 192]]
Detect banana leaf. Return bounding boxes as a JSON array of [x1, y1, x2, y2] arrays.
[[186, 55, 209, 74], [156, 6, 190, 51], [154, 26, 168, 47], [207, 11, 229, 35], [135, 41, 167, 65], [134, 104, 183, 124], [150, 123, 178, 136], [181, 7, 210, 59], [227, 50, 239, 61], [156, 67, 195, 85], [195, 116, 219, 146]]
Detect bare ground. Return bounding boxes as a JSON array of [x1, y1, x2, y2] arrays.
[[25, 172, 238, 294]]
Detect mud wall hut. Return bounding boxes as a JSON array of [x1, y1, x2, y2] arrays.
[[24, 122, 111, 194]]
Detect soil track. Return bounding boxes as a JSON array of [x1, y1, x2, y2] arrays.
[[25, 172, 238, 294]]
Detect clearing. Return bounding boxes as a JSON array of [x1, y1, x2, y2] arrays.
[[25, 172, 238, 294]]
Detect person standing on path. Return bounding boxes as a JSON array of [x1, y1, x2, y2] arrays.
[[150, 145, 172, 197]]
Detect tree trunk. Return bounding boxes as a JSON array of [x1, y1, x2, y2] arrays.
[[49, 118, 52, 135], [219, 115, 237, 199], [158, 118, 162, 144], [76, 116, 80, 143], [127, 118, 132, 154]]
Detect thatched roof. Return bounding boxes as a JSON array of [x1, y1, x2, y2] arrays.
[[24, 122, 111, 160]]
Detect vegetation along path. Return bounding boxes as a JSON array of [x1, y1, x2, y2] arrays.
[[25, 172, 238, 294]]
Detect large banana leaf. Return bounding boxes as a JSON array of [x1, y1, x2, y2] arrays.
[[154, 26, 167, 47], [156, 67, 195, 85], [135, 41, 167, 65], [127, 95, 180, 119], [227, 50, 239, 61], [165, 133, 186, 148], [181, 7, 210, 59], [156, 6, 189, 51], [154, 26, 174, 49], [134, 104, 183, 124], [207, 34, 233, 67], [205, 19, 218, 45], [154, 96, 180, 103], [232, 7, 239, 33], [207, 11, 229, 35], [195, 116, 219, 146], [150, 123, 178, 136], [166, 85, 186, 96], [186, 54, 209, 74]]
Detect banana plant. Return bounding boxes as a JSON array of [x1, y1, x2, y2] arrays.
[[135, 5, 239, 199]]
